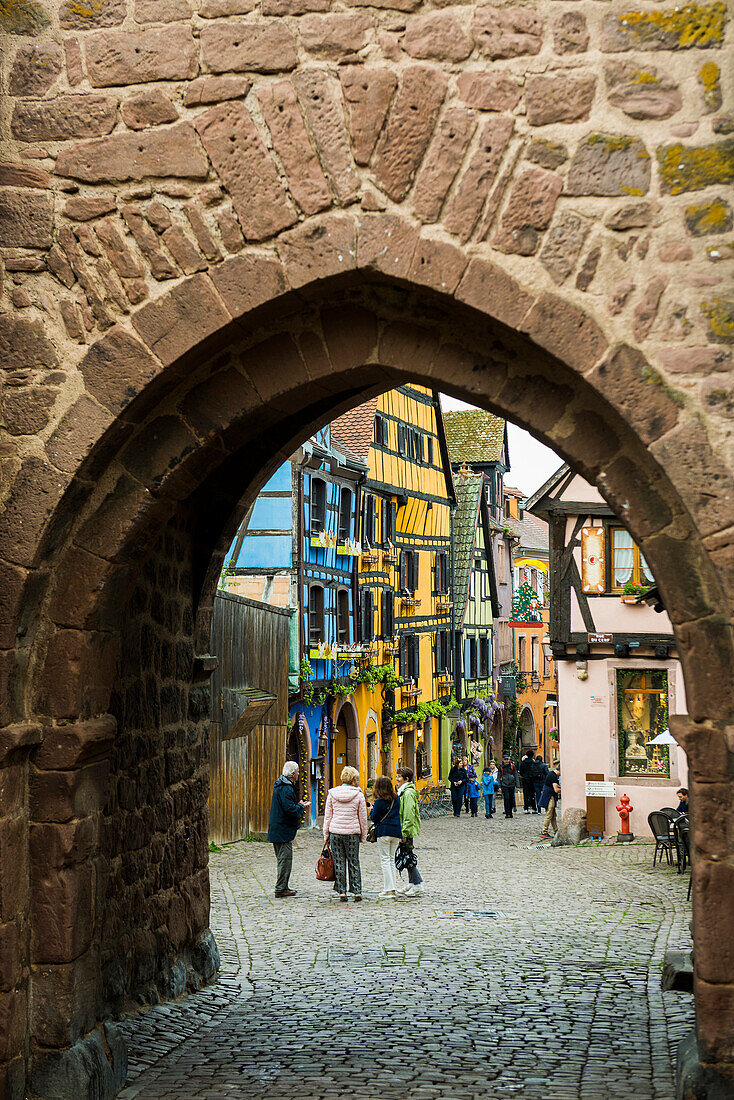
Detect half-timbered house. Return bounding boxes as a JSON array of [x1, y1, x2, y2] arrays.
[[527, 465, 688, 835], [331, 386, 455, 789], [221, 425, 366, 820], [443, 467, 500, 773]]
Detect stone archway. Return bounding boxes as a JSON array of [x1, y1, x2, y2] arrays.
[[519, 705, 537, 749], [1, 4, 733, 1094], [332, 696, 360, 772]]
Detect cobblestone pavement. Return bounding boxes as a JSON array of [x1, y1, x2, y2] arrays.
[[118, 813, 694, 1100]]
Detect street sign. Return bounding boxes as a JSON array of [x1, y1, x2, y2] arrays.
[[585, 780, 616, 797], [588, 633, 612, 644]]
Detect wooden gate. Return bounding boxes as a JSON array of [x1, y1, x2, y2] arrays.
[[209, 592, 291, 843]]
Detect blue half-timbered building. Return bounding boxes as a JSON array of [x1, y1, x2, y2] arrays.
[[222, 425, 366, 821]]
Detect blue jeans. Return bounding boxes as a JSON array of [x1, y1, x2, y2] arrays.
[[484, 791, 495, 815]]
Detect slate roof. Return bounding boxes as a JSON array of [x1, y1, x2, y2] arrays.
[[443, 409, 506, 466], [453, 469, 483, 622], [329, 397, 380, 462]]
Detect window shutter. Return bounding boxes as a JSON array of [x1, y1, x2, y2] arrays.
[[411, 553, 419, 591], [400, 551, 407, 590], [398, 423, 405, 455], [410, 635, 420, 681], [464, 638, 471, 678], [382, 590, 394, 638], [581, 525, 606, 593], [399, 636, 407, 679], [428, 437, 434, 465]]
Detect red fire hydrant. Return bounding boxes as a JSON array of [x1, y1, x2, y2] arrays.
[[616, 793, 634, 843]]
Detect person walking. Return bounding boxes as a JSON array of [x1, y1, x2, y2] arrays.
[[481, 763, 497, 818], [267, 760, 311, 898], [533, 754, 549, 812], [498, 751, 519, 819], [448, 757, 467, 818], [323, 765, 368, 901], [519, 748, 537, 814], [370, 775, 402, 899], [463, 755, 478, 814], [396, 767, 423, 896], [539, 761, 561, 839], [466, 769, 481, 817]]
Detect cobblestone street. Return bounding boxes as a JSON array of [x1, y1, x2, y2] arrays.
[[118, 814, 693, 1100]]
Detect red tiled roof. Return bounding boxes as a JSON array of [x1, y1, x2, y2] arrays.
[[330, 397, 379, 462]]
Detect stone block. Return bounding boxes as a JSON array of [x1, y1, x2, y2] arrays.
[[132, 273, 230, 367], [209, 252, 287, 320], [693, 977, 734, 1065], [30, 951, 98, 1046], [300, 12, 371, 60], [539, 210, 590, 284], [0, 189, 52, 249], [194, 101, 297, 242], [33, 717, 116, 772], [31, 860, 94, 965], [0, 922, 22, 993], [607, 73, 682, 121], [236, 334, 306, 405], [293, 68, 359, 205], [30, 762, 110, 824], [412, 108, 475, 224], [320, 306, 378, 375], [0, 817, 27, 923], [257, 81, 331, 216], [0, 455, 67, 569], [675, 616, 734, 721], [408, 236, 467, 296], [651, 417, 734, 538], [0, 163, 50, 189], [601, 2, 726, 52], [373, 64, 447, 202], [685, 197, 733, 236], [45, 395, 114, 477], [522, 293, 607, 373], [493, 166, 562, 255], [200, 0, 256, 13], [3, 386, 57, 436], [657, 139, 734, 195], [9, 41, 63, 96], [0, 725, 42, 773], [30, 1024, 127, 1100], [276, 213, 356, 290], [134, 0, 192, 20], [404, 10, 473, 61], [553, 11, 589, 53], [121, 89, 178, 130], [526, 74, 596, 126], [551, 807, 588, 846], [178, 368, 260, 441], [0, 991, 26, 1063], [183, 75, 251, 107], [0, 564, 28, 651], [676, 1031, 734, 1100], [526, 138, 568, 170], [60, 0, 125, 29], [12, 95, 117, 142], [55, 123, 208, 183], [378, 322, 440, 378], [457, 71, 520, 111], [661, 948, 694, 991], [79, 325, 163, 417], [472, 6, 543, 58], [444, 115, 514, 243], [356, 212, 419, 280], [455, 256, 534, 332], [200, 20, 297, 73], [633, 275, 668, 341], [566, 134, 651, 197], [339, 66, 397, 166], [85, 26, 198, 86]]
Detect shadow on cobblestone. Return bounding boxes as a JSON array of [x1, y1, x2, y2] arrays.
[[117, 815, 693, 1100]]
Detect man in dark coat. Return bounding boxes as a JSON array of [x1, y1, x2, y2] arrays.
[[498, 751, 519, 819], [519, 748, 537, 814], [267, 760, 309, 898]]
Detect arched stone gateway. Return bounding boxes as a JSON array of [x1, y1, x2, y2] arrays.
[[1, 3, 733, 1095]]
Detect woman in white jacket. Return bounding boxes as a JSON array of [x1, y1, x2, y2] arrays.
[[323, 765, 368, 902]]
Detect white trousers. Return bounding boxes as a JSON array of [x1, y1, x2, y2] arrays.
[[376, 835, 400, 893]]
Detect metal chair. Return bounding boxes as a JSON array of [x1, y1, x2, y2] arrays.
[[648, 811, 677, 867], [675, 816, 691, 890]]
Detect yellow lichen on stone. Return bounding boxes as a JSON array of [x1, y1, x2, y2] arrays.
[[658, 140, 734, 194], [698, 61, 722, 112], [62, 0, 107, 18], [685, 197, 733, 235], [619, 2, 727, 48], [0, 0, 50, 34], [701, 297, 734, 343], [633, 71, 660, 85]]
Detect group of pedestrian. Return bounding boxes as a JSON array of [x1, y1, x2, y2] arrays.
[[266, 761, 424, 900], [519, 749, 550, 814]]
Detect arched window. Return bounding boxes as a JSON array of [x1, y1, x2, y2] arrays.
[[309, 585, 324, 645], [337, 588, 349, 644], [310, 477, 326, 534]]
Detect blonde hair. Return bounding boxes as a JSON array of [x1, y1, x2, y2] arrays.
[[341, 765, 359, 785]]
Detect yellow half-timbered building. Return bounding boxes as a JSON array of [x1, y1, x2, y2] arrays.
[[331, 386, 455, 790]]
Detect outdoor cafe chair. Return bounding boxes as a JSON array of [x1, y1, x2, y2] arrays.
[[649, 811, 678, 867]]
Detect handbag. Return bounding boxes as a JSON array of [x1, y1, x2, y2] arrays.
[[366, 798, 395, 843], [316, 845, 335, 881]]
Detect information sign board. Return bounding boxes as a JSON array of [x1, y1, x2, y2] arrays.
[[585, 780, 616, 797], [588, 633, 612, 644]]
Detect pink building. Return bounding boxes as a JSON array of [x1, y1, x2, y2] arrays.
[[528, 467, 687, 837]]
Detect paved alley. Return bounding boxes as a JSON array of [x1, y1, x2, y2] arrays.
[[118, 814, 693, 1100]]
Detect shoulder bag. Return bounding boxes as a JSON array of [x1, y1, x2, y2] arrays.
[[316, 844, 335, 881], [366, 799, 395, 843]]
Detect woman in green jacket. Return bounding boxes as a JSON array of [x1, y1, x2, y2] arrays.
[[396, 767, 423, 896]]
